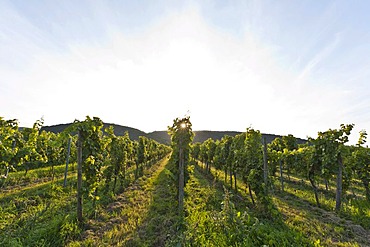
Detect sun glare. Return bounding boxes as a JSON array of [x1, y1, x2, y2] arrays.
[[180, 122, 187, 129]]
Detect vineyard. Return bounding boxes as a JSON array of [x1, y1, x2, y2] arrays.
[[1, 116, 370, 246]]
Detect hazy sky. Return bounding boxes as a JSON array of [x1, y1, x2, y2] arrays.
[[1, 0, 370, 142]]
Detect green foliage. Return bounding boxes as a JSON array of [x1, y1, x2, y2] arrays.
[[268, 135, 299, 181], [168, 117, 194, 164], [315, 124, 353, 175], [0, 116, 76, 189], [195, 128, 274, 211], [65, 116, 170, 222], [73, 117, 106, 198], [349, 130, 370, 201], [243, 128, 268, 202], [0, 118, 20, 177], [168, 117, 194, 149], [104, 129, 133, 193], [306, 124, 354, 209], [167, 116, 194, 188]]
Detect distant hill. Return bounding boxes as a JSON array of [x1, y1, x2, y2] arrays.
[[40, 123, 307, 145], [146, 131, 171, 145], [194, 131, 241, 143], [41, 123, 146, 141], [147, 130, 307, 145], [102, 123, 147, 141], [146, 130, 241, 145]]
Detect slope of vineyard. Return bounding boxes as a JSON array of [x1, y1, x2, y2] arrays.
[[2, 158, 369, 246], [188, 125, 370, 246], [2, 116, 370, 246]]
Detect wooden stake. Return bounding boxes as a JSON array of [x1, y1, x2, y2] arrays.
[[63, 137, 71, 187]]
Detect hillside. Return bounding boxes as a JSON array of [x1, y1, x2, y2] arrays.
[[147, 130, 307, 145], [3, 121, 370, 246], [146, 130, 242, 144], [40, 123, 307, 145], [146, 131, 171, 145], [41, 123, 147, 141]]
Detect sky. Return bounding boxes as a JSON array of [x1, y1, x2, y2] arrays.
[[1, 0, 370, 142]]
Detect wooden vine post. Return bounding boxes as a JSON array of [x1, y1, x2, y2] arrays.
[[77, 131, 83, 222], [63, 137, 72, 187], [178, 137, 184, 213], [263, 137, 268, 194], [279, 158, 284, 192]]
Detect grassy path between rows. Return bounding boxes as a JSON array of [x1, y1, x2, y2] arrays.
[[68, 155, 179, 246], [196, 162, 370, 247], [0, 175, 78, 246], [183, 163, 314, 246]]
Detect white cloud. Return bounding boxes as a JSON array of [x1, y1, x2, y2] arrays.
[[1, 3, 369, 143], [297, 32, 342, 82]]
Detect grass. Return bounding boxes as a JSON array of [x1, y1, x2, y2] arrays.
[[197, 162, 370, 246], [1, 157, 369, 246], [1, 163, 76, 190], [182, 162, 313, 246], [0, 178, 79, 246], [270, 174, 370, 231]]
